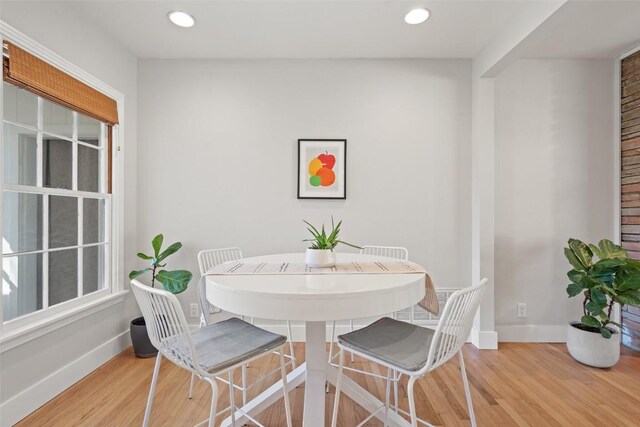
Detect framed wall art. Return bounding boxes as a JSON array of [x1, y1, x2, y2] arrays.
[[297, 139, 346, 199]]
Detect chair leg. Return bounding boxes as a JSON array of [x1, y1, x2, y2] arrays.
[[228, 371, 237, 427], [279, 349, 293, 427], [245, 317, 254, 369], [188, 372, 196, 399], [326, 321, 336, 392], [349, 320, 354, 363], [204, 377, 219, 427], [407, 376, 418, 427], [241, 364, 248, 406], [331, 350, 345, 427], [287, 321, 296, 369], [142, 352, 162, 427], [393, 371, 399, 412], [384, 367, 392, 427], [459, 351, 477, 427], [409, 305, 415, 324]]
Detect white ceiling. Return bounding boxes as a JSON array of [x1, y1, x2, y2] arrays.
[[2, 1, 639, 60], [44, 0, 533, 59]]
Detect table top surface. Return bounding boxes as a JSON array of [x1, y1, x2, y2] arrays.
[[205, 252, 426, 298], [205, 253, 427, 320]]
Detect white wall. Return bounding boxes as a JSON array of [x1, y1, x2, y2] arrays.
[[0, 2, 138, 424], [137, 59, 472, 322], [494, 59, 616, 341]]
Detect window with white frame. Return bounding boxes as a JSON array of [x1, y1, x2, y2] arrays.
[[2, 82, 111, 322]]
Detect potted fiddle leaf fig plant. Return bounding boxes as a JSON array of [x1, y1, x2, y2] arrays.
[[303, 217, 361, 267], [129, 234, 193, 357], [564, 238, 640, 368]]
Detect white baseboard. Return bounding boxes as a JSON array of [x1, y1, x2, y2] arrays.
[[470, 330, 499, 349], [1, 330, 131, 426], [497, 325, 567, 343]]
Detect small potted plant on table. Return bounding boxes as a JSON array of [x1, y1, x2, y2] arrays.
[[564, 238, 640, 367], [129, 234, 193, 357], [303, 217, 360, 267]]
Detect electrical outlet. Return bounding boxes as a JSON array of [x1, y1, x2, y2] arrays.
[[190, 303, 199, 318], [517, 303, 527, 318]]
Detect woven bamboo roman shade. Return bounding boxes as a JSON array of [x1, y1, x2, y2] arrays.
[[3, 42, 118, 125]]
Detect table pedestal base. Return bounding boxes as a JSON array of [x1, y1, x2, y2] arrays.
[[219, 321, 412, 427]]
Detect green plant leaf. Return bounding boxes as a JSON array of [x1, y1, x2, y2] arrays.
[[566, 283, 583, 297], [591, 258, 626, 277], [598, 239, 628, 259], [579, 275, 600, 289], [152, 234, 164, 257], [137, 252, 153, 260], [625, 259, 640, 269], [155, 269, 192, 294], [303, 220, 321, 236], [585, 300, 606, 316], [129, 268, 151, 280], [157, 242, 182, 263], [569, 239, 593, 269], [615, 291, 640, 306], [564, 247, 586, 272], [590, 288, 607, 305], [599, 327, 612, 339], [336, 240, 363, 249], [589, 243, 605, 260], [567, 269, 586, 284], [581, 315, 601, 328], [327, 220, 342, 243], [615, 266, 640, 291]]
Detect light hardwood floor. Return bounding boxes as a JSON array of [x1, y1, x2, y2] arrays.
[[17, 343, 640, 426]]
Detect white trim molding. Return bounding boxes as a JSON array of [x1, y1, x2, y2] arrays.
[[0, 21, 127, 339], [0, 291, 128, 352], [0, 330, 131, 426], [496, 325, 567, 343]]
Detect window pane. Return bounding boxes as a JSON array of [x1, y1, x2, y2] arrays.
[[2, 192, 43, 254], [2, 253, 43, 321], [49, 249, 78, 306], [83, 245, 105, 295], [83, 198, 105, 244], [42, 98, 73, 138], [78, 145, 100, 192], [3, 83, 38, 128], [49, 195, 77, 248], [43, 137, 72, 189], [3, 124, 38, 186], [77, 114, 101, 146]]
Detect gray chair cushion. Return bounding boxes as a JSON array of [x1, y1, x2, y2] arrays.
[[338, 317, 435, 372], [169, 317, 287, 373]]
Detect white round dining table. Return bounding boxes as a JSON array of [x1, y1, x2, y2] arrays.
[[206, 253, 426, 427]]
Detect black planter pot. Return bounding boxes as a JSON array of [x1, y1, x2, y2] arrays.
[[130, 317, 158, 358]]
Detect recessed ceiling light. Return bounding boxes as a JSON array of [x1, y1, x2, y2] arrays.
[[168, 11, 196, 28], [405, 8, 430, 25]]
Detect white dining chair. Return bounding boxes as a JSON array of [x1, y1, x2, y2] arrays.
[[130, 280, 292, 427], [361, 246, 412, 320], [331, 278, 488, 427], [194, 247, 296, 405], [327, 245, 408, 404]]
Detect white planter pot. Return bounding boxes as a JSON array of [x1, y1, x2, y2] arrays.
[[566, 321, 620, 368], [305, 249, 336, 268]]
